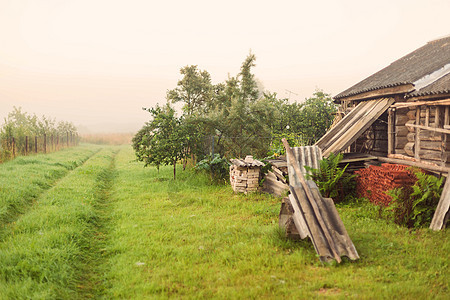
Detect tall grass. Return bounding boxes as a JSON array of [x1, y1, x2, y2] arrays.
[[0, 145, 447, 298], [0, 147, 117, 299], [0, 144, 99, 231], [102, 147, 449, 298]]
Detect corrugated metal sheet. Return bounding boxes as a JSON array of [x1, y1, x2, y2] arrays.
[[291, 146, 323, 175], [316, 98, 395, 157], [283, 140, 359, 263]]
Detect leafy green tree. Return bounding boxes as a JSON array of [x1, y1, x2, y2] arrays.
[[206, 54, 274, 158], [166, 65, 214, 116], [298, 90, 337, 144], [132, 104, 188, 179]]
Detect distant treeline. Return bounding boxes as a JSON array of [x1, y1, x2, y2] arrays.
[[0, 107, 79, 163]]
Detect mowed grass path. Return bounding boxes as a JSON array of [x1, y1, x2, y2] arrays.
[[0, 144, 100, 233], [0, 146, 117, 299], [0, 144, 448, 299]]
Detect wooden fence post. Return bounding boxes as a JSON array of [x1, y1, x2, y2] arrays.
[[35, 136, 38, 153], [25, 136, 28, 155], [67, 132, 69, 147], [43, 134, 47, 154], [12, 137, 16, 158]]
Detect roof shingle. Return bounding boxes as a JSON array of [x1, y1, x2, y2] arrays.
[[335, 36, 450, 100]]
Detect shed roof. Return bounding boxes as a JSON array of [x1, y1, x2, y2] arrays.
[[335, 35, 450, 100], [406, 72, 450, 98]]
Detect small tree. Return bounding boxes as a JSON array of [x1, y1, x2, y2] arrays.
[[132, 104, 187, 179]]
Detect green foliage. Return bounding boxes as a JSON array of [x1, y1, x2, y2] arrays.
[[194, 153, 230, 183], [136, 54, 338, 169], [297, 90, 337, 144], [305, 152, 355, 202], [386, 170, 444, 228], [166, 65, 214, 116], [0, 107, 79, 161], [132, 104, 189, 179]]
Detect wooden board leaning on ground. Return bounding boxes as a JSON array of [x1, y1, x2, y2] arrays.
[[281, 139, 359, 263]]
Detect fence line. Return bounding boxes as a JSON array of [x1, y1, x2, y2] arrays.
[[0, 133, 79, 162]]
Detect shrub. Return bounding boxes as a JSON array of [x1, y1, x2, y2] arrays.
[[305, 152, 355, 202], [195, 154, 230, 183], [386, 169, 444, 228]]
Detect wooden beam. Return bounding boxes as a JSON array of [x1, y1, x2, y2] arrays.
[[392, 98, 450, 108], [443, 107, 449, 166], [337, 84, 414, 102], [415, 107, 421, 160], [406, 94, 450, 102], [377, 156, 450, 174], [388, 108, 395, 155], [435, 106, 441, 128], [406, 123, 450, 135]]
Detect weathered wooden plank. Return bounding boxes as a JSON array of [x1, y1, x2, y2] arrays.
[[415, 107, 421, 160], [284, 139, 341, 262], [287, 194, 309, 239], [388, 108, 395, 155], [323, 98, 394, 156], [278, 198, 301, 239], [395, 125, 410, 137], [430, 177, 450, 230], [392, 98, 450, 108], [378, 156, 450, 173], [406, 123, 450, 135], [338, 84, 414, 102], [442, 107, 449, 166], [316, 100, 373, 150], [285, 139, 357, 263]]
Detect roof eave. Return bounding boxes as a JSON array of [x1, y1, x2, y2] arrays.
[[333, 83, 415, 103]]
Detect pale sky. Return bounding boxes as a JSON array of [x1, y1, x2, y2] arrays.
[[0, 0, 449, 133]]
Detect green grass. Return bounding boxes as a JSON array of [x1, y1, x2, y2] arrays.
[[0, 146, 117, 299], [102, 147, 449, 299], [0, 144, 100, 231], [0, 144, 448, 299]]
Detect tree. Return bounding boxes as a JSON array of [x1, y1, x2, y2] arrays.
[[298, 90, 337, 144], [208, 54, 273, 158], [166, 65, 214, 116], [132, 104, 188, 179]]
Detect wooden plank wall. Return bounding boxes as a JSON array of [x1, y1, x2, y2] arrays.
[[394, 105, 450, 166], [354, 112, 389, 156]]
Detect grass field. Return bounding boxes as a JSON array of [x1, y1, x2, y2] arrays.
[[0, 144, 448, 299]]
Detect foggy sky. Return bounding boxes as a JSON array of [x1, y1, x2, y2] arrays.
[[1, 0, 449, 133]]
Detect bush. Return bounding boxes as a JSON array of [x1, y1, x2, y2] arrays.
[[195, 154, 230, 183], [386, 169, 444, 228], [305, 152, 355, 203]]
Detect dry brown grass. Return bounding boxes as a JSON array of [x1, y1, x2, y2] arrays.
[[80, 133, 134, 145]]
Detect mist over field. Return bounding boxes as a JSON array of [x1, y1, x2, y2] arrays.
[[1, 0, 449, 133]]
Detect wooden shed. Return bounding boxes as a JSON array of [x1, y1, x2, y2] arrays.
[[229, 156, 265, 194], [317, 35, 450, 230]]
